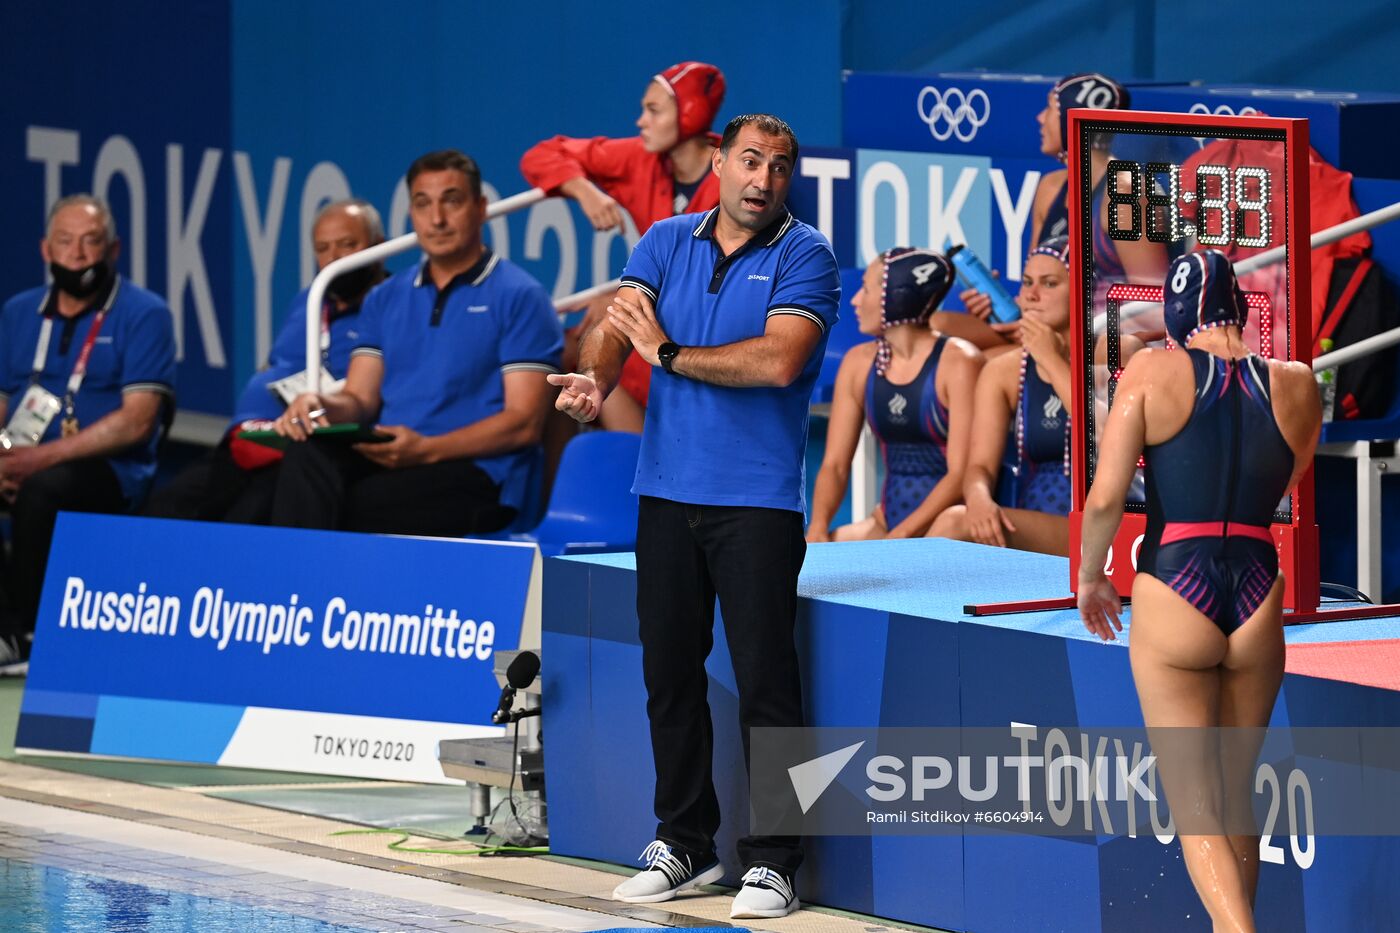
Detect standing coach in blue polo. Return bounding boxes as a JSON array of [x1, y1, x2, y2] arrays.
[[270, 150, 562, 535], [0, 195, 176, 671], [551, 113, 839, 920]]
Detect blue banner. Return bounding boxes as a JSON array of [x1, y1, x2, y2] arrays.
[[790, 146, 859, 269], [17, 515, 538, 781], [790, 146, 1052, 293]]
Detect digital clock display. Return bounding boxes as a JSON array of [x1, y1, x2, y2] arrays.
[[1104, 160, 1272, 248]]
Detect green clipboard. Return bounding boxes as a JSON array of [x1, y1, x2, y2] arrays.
[[237, 423, 392, 450]]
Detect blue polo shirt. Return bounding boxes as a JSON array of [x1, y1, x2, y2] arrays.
[[352, 250, 563, 512], [231, 287, 366, 426], [621, 207, 840, 512], [0, 276, 176, 504]]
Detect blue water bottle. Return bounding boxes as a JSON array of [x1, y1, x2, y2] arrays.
[[947, 244, 1020, 324]]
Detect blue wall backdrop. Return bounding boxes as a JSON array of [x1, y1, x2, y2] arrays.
[[843, 0, 1400, 94]]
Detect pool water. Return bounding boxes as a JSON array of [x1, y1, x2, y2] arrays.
[[1, 859, 374, 933]]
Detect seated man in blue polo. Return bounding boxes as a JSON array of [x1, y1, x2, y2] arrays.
[[0, 194, 176, 671], [143, 198, 385, 524], [551, 113, 840, 919], [270, 150, 562, 535]]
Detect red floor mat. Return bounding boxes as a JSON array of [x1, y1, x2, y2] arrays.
[[1286, 638, 1400, 691]]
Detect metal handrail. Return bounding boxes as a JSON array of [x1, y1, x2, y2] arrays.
[[305, 187, 546, 389], [1095, 199, 1400, 362], [555, 278, 620, 313], [1236, 200, 1400, 276], [1313, 325, 1400, 372]]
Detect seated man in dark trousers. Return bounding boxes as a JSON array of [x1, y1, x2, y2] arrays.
[[551, 114, 839, 919], [0, 194, 176, 672], [144, 198, 385, 525], [271, 150, 562, 535]]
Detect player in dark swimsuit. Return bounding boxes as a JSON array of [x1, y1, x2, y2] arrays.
[[1014, 348, 1072, 516], [808, 249, 983, 541], [927, 237, 1076, 555], [1077, 251, 1321, 933]]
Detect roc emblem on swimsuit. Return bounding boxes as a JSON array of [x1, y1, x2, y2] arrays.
[[887, 392, 909, 423]]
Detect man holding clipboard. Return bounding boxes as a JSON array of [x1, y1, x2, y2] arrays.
[[270, 150, 562, 536]]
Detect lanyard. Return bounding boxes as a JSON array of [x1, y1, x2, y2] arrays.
[[321, 301, 332, 360], [31, 277, 121, 409]]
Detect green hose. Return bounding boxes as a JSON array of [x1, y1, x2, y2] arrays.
[[330, 827, 548, 857]]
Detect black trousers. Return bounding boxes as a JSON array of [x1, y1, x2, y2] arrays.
[[142, 441, 280, 525], [267, 439, 510, 535], [635, 495, 807, 874], [1, 457, 125, 637]]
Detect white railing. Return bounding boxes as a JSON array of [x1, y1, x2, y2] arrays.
[[305, 187, 546, 389], [1096, 199, 1400, 365], [1313, 326, 1400, 371], [170, 194, 614, 449], [1235, 199, 1400, 373], [555, 278, 621, 312]]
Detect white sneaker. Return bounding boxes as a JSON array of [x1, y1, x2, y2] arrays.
[[730, 865, 799, 919], [611, 840, 723, 903]]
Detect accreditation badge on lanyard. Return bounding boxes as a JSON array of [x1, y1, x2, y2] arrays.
[[266, 300, 346, 406], [10, 280, 119, 442]]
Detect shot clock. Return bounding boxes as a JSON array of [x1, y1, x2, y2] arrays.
[[1103, 159, 1273, 247], [1063, 109, 1319, 611]]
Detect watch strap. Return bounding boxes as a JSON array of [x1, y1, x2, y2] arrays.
[[659, 342, 681, 374]]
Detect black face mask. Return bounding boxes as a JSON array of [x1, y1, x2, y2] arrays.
[[326, 264, 381, 304], [49, 258, 112, 299]]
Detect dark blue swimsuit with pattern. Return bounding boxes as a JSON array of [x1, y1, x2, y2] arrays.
[[1137, 349, 1294, 635], [866, 336, 950, 528], [1014, 354, 1072, 516]]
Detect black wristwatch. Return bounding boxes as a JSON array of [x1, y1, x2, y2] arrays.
[[658, 341, 682, 375]]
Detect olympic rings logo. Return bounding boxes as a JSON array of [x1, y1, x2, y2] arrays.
[[916, 86, 991, 143], [1186, 103, 1261, 149], [1187, 103, 1261, 118]]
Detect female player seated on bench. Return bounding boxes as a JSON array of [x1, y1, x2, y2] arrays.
[[928, 236, 1141, 555], [807, 249, 983, 542]]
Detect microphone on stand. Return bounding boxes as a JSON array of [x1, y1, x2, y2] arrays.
[[491, 651, 540, 725]]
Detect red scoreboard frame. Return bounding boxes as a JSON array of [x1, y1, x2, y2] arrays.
[[1064, 109, 1320, 612]]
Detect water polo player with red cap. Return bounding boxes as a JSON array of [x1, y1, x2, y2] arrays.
[[522, 62, 726, 432]]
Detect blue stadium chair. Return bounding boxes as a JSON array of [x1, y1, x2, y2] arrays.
[[497, 431, 641, 556], [502, 448, 547, 534], [811, 266, 866, 405]]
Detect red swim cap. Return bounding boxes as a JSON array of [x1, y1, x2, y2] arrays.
[[655, 62, 726, 140]]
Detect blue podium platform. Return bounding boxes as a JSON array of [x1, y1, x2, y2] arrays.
[[542, 539, 1400, 933]]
